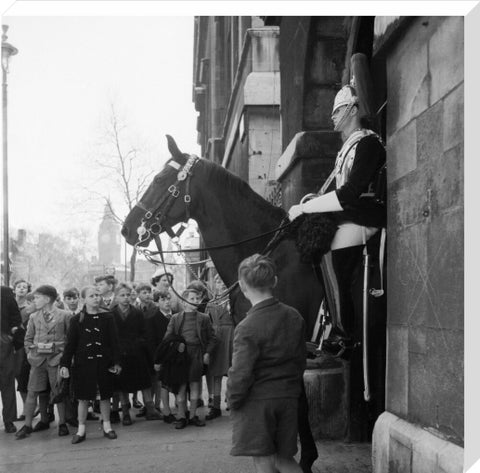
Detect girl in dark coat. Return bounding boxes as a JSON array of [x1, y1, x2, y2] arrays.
[[112, 283, 161, 424], [59, 286, 121, 444]]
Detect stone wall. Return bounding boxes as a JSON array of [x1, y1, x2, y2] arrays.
[[373, 15, 464, 473]]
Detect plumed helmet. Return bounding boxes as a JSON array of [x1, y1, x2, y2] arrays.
[[332, 85, 359, 115]]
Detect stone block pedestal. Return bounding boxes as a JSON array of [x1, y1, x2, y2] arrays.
[[304, 356, 350, 440], [275, 131, 341, 209]]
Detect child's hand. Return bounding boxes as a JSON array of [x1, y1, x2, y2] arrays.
[[203, 353, 210, 365], [154, 364, 162, 372], [59, 367, 70, 378], [109, 364, 122, 375]]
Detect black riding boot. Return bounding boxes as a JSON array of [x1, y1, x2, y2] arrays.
[[320, 245, 363, 357]]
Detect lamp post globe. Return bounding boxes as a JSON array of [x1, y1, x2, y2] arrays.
[[2, 24, 18, 286]]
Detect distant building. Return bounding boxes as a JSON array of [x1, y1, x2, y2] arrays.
[[98, 204, 122, 266]]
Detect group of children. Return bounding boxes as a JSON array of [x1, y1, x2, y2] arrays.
[[7, 254, 307, 472], [9, 270, 234, 444]]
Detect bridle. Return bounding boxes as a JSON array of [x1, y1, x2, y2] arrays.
[[134, 154, 199, 247], [130, 153, 292, 310]]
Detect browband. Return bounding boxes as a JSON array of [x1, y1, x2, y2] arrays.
[[168, 160, 181, 170]]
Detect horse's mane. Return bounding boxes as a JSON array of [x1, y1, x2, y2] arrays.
[[200, 158, 286, 221]]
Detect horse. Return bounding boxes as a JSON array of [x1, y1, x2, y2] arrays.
[[122, 135, 386, 467]]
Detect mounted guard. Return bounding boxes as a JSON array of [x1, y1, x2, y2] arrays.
[[288, 71, 387, 400]]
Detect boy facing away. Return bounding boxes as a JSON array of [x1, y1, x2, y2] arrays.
[[227, 254, 306, 473]]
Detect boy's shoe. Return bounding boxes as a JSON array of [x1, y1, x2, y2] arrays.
[[163, 413, 176, 424], [189, 416, 206, 427], [132, 398, 143, 409], [4, 422, 17, 433], [110, 410, 120, 424], [205, 408, 222, 420], [103, 430, 117, 440], [15, 425, 32, 439], [122, 414, 133, 426], [47, 406, 55, 423], [58, 423, 69, 436], [135, 407, 146, 418], [32, 421, 50, 432], [174, 418, 188, 430], [71, 433, 86, 444], [145, 409, 162, 421]]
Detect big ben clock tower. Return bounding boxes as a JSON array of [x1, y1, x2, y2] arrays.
[[98, 204, 121, 267]]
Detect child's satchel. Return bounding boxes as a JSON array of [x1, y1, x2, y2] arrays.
[[37, 342, 55, 354]]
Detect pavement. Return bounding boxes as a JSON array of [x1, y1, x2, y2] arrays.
[[0, 409, 372, 473], [1, 387, 372, 473]]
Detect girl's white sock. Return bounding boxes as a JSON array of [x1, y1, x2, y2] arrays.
[[77, 424, 86, 436], [103, 420, 112, 432]]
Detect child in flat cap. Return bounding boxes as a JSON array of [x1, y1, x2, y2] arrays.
[[15, 285, 71, 440]]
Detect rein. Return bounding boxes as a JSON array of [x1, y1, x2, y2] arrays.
[[139, 220, 293, 256]]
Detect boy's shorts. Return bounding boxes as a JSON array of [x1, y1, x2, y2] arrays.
[[27, 363, 60, 396], [230, 397, 298, 457]]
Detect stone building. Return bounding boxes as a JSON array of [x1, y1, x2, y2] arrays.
[[193, 15, 464, 473]]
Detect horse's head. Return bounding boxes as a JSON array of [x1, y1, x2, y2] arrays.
[[122, 135, 198, 247]]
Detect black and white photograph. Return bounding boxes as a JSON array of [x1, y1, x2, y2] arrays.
[[0, 2, 475, 473]]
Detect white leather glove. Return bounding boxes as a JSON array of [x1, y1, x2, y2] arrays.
[[301, 191, 343, 213]]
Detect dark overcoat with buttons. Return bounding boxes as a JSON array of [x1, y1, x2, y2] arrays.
[[60, 308, 120, 400], [111, 304, 152, 392]]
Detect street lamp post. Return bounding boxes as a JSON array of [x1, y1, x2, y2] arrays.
[[2, 25, 18, 286]]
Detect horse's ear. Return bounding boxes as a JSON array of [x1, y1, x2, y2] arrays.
[[166, 135, 182, 158]]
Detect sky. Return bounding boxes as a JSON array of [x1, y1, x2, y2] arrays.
[[3, 15, 201, 250]]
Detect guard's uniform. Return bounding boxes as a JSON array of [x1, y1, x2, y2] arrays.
[[320, 129, 386, 342]]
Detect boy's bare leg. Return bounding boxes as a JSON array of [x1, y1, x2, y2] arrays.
[[76, 400, 88, 436], [189, 381, 200, 417], [100, 399, 113, 432], [176, 384, 187, 419], [252, 456, 277, 473], [160, 386, 172, 415], [275, 455, 303, 473]]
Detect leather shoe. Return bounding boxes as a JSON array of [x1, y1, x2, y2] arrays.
[[163, 413, 176, 424], [132, 399, 143, 409], [189, 415, 206, 427], [15, 425, 33, 439], [32, 421, 50, 432], [122, 414, 132, 426], [4, 421, 17, 433], [145, 410, 161, 421], [71, 433, 86, 444], [58, 423, 69, 436], [174, 418, 188, 429], [103, 430, 117, 440], [205, 408, 221, 420]]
